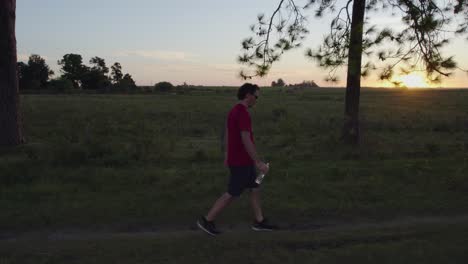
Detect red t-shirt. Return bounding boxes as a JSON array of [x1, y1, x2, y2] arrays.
[[226, 103, 255, 166]]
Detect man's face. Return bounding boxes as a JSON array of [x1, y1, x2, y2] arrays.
[[246, 91, 259, 108]]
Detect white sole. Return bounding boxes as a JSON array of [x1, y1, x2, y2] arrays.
[[251, 226, 273, 231]]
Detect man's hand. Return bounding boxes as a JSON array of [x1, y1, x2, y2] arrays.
[[256, 161, 269, 175]]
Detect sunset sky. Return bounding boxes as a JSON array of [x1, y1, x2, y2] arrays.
[[16, 0, 468, 88]]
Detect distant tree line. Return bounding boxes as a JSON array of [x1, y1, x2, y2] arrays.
[[271, 78, 319, 88], [271, 78, 286, 87], [17, 54, 205, 94], [18, 53, 136, 92]]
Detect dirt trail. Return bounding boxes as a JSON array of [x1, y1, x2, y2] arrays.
[[2, 214, 468, 242]]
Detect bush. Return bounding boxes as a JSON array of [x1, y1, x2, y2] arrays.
[[48, 78, 74, 92], [154, 81, 174, 92], [112, 81, 137, 93]]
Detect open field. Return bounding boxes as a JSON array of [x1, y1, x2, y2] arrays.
[[1, 87, 468, 262]]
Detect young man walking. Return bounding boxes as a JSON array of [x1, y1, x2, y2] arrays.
[[197, 83, 277, 236]]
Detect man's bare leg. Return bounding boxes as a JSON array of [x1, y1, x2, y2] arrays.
[[206, 192, 235, 221], [250, 188, 264, 222]]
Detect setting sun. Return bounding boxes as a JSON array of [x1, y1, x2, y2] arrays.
[[396, 72, 430, 88]]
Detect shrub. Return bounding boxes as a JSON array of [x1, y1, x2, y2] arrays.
[[48, 78, 74, 92], [154, 81, 174, 92], [272, 78, 286, 87]]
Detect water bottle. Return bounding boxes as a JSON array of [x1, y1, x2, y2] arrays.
[[255, 163, 270, 184]]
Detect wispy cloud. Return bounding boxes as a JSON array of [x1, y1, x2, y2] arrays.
[[115, 50, 198, 61], [17, 54, 30, 61]]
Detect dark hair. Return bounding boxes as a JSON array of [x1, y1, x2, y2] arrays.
[[237, 83, 259, 100]]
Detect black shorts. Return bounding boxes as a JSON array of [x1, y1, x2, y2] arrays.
[[227, 166, 259, 197]]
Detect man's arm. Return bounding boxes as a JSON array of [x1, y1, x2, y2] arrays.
[[241, 131, 269, 173], [241, 131, 260, 163]]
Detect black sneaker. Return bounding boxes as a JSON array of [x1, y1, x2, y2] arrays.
[[197, 216, 221, 236], [251, 218, 279, 231]]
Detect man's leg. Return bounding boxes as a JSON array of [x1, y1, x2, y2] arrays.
[[206, 192, 235, 221], [250, 188, 278, 231], [250, 188, 264, 222]]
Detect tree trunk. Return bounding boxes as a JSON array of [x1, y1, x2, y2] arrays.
[[0, 0, 22, 146], [342, 0, 366, 145]]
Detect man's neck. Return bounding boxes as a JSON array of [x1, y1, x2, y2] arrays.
[[239, 101, 248, 108]]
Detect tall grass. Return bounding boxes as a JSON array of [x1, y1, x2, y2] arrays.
[[1, 88, 468, 232]]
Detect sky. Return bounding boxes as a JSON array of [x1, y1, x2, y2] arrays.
[[16, 0, 468, 88]]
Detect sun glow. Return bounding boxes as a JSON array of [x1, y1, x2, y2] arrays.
[[395, 72, 430, 88]]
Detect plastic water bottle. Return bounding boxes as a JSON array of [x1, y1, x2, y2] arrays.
[[255, 163, 270, 184]]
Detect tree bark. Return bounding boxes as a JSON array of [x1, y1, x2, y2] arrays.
[[0, 0, 22, 146], [342, 0, 366, 145]]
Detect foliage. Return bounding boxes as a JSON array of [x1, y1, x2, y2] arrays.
[[239, 1, 308, 79], [289, 80, 319, 88], [80, 57, 111, 90], [58, 53, 87, 88], [154, 81, 174, 92], [89, 56, 109, 75], [47, 77, 74, 92], [17, 54, 54, 90], [18, 53, 135, 93], [80, 69, 111, 90], [110, 62, 123, 84], [113, 73, 137, 92], [121, 74, 136, 88], [272, 78, 286, 87], [239, 0, 468, 84], [455, 0, 468, 39], [56, 54, 135, 91]]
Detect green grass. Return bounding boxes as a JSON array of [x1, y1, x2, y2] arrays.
[[1, 87, 468, 262], [1, 88, 468, 232]]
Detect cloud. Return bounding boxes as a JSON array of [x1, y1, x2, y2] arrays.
[[17, 54, 30, 61], [115, 50, 198, 61]]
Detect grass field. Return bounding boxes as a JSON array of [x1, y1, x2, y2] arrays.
[[1, 87, 468, 262]]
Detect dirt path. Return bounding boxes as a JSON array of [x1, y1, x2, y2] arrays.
[[2, 214, 468, 242]]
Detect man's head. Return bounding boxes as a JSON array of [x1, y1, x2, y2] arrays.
[[237, 83, 259, 108]]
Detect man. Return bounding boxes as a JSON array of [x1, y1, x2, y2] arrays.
[[197, 83, 277, 236]]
